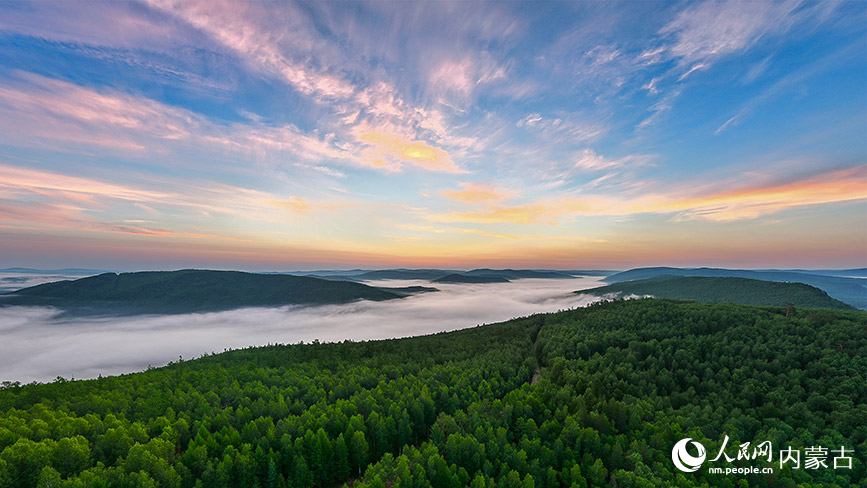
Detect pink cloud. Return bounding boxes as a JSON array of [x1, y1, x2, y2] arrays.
[[144, 0, 355, 100]]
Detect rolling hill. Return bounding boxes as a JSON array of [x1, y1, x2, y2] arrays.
[[431, 273, 511, 283], [461, 268, 575, 279], [604, 266, 867, 309], [0, 269, 403, 315], [304, 268, 607, 282], [579, 275, 855, 309]]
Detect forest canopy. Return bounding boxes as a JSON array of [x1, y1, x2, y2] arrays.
[[0, 270, 403, 315], [577, 276, 855, 310], [0, 299, 864, 487]]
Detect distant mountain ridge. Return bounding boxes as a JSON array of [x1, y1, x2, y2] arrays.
[[305, 268, 603, 283], [432, 273, 511, 284], [604, 267, 867, 310], [0, 270, 406, 316], [580, 276, 854, 310], [461, 269, 575, 279]]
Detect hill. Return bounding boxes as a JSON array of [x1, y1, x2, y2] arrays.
[[375, 285, 439, 295], [0, 270, 402, 315], [431, 273, 511, 283], [462, 269, 574, 279], [0, 299, 863, 487], [307, 269, 587, 282], [354, 269, 460, 281], [579, 275, 855, 309], [559, 269, 617, 276], [604, 266, 867, 309], [303, 269, 461, 282]]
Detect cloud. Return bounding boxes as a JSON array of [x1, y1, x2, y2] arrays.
[[440, 183, 517, 204], [354, 125, 466, 173], [143, 0, 356, 100], [0, 73, 397, 179], [677, 63, 709, 81], [397, 224, 517, 240], [516, 113, 543, 128], [142, 0, 484, 166], [0, 276, 606, 383], [514, 112, 607, 143], [0, 0, 188, 50], [573, 149, 627, 170], [430, 166, 867, 224], [431, 201, 566, 225], [0, 73, 196, 151], [0, 163, 170, 203], [668, 166, 867, 221], [641, 77, 661, 95], [0, 163, 328, 238], [659, 0, 801, 67], [636, 87, 681, 130], [634, 0, 844, 130], [714, 40, 861, 134], [427, 55, 507, 100], [270, 197, 314, 215]]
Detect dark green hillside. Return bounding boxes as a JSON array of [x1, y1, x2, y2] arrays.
[[604, 267, 867, 309], [579, 275, 855, 309], [308, 270, 460, 282], [462, 269, 574, 279], [432, 273, 510, 284], [355, 270, 460, 281], [0, 270, 401, 315], [1, 300, 864, 487], [376, 286, 439, 295]]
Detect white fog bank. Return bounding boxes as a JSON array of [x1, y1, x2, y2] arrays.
[[0, 276, 605, 383]]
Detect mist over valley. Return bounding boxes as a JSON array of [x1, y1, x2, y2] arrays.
[[0, 273, 606, 383]]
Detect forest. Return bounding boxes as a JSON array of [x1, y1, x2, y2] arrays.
[[601, 268, 866, 310], [578, 276, 854, 310], [0, 299, 864, 487], [0, 270, 406, 315]]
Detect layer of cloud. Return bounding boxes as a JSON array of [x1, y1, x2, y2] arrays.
[[0, 276, 605, 383], [430, 166, 867, 224], [354, 124, 465, 173], [0, 163, 331, 240], [440, 183, 517, 204], [659, 0, 801, 67]]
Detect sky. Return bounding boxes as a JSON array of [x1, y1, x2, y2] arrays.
[[0, 0, 864, 271]]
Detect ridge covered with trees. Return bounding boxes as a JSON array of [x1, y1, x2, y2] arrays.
[[577, 276, 855, 310], [0, 270, 406, 315], [0, 299, 864, 487], [602, 267, 867, 310]]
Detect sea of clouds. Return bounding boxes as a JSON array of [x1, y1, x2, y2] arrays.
[[0, 276, 606, 383]]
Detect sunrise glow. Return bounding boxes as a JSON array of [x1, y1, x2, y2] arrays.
[[0, 1, 864, 270]]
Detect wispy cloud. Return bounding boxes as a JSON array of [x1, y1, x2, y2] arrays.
[[430, 166, 867, 224], [0, 0, 861, 268], [659, 0, 802, 68], [515, 112, 607, 143], [0, 73, 196, 151], [353, 123, 465, 173], [144, 0, 356, 100], [427, 55, 507, 99], [0, 163, 330, 240], [440, 182, 517, 204], [0, 73, 362, 176], [714, 39, 862, 134]]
